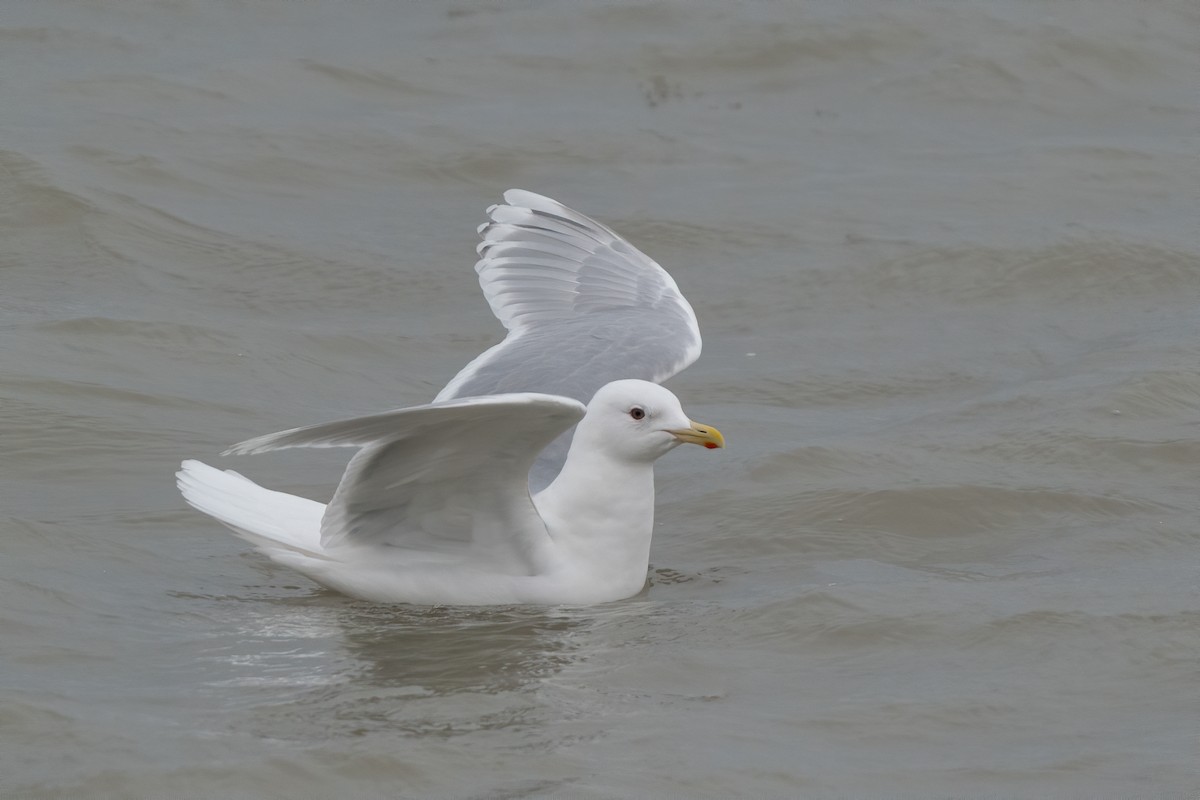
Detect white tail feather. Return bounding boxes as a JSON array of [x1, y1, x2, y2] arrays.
[[176, 460, 329, 560]]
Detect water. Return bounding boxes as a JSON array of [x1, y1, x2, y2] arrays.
[[3, 0, 1198, 796]]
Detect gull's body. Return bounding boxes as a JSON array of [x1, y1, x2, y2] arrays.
[[177, 191, 721, 605]]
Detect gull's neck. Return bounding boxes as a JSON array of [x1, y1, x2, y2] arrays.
[[533, 436, 657, 597]]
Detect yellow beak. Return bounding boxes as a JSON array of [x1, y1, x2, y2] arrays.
[[668, 420, 725, 450]]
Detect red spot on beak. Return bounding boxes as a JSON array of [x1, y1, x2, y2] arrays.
[[704, 442, 719, 449]]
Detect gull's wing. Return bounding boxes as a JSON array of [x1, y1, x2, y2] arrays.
[[225, 393, 586, 574], [435, 190, 702, 491]]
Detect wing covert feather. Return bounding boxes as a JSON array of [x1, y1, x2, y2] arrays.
[[227, 393, 585, 570]]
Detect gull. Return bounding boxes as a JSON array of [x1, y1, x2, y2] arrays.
[[177, 191, 722, 605]]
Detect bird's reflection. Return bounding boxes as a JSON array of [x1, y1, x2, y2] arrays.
[[326, 599, 585, 695], [207, 583, 663, 743], [198, 569, 672, 744]]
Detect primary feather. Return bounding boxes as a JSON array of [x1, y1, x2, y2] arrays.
[[437, 190, 702, 490]]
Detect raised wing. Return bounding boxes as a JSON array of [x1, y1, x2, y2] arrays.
[[225, 393, 586, 574], [435, 190, 702, 490]]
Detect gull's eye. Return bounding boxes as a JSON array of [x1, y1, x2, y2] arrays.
[[629, 406, 646, 421]]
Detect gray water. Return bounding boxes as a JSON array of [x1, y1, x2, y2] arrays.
[[3, 1, 1199, 797]]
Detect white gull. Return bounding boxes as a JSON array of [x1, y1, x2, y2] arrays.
[[177, 191, 722, 605]]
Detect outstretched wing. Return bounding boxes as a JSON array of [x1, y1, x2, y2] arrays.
[[436, 190, 702, 491], [225, 393, 586, 575]]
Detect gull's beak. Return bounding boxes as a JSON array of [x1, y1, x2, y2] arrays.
[[668, 420, 725, 450]]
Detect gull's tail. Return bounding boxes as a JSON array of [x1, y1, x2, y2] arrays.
[[176, 460, 330, 562]]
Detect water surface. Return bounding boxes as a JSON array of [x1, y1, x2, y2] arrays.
[[3, 0, 1198, 796]]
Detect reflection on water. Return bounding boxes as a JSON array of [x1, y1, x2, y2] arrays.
[[336, 604, 582, 695], [191, 591, 669, 745]]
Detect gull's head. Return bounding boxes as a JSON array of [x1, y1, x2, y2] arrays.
[[580, 379, 725, 463]]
